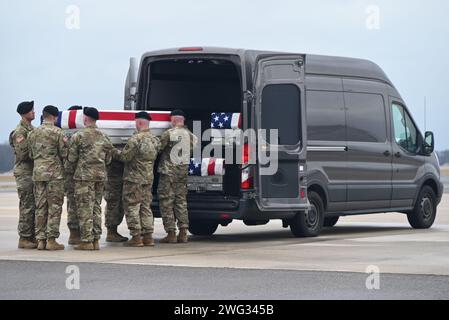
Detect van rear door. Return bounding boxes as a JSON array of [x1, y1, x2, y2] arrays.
[[253, 55, 308, 211]]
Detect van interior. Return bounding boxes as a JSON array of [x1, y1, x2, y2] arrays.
[[144, 57, 243, 197]]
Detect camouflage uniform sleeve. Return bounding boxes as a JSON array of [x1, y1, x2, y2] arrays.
[[104, 134, 114, 166], [27, 131, 34, 160], [152, 135, 162, 153], [64, 138, 75, 173], [116, 135, 138, 163], [58, 129, 68, 160], [159, 130, 170, 151], [67, 133, 80, 165], [12, 130, 31, 162]]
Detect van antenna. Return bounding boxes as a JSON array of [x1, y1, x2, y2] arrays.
[[424, 96, 427, 132]]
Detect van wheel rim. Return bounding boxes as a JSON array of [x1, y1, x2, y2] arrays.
[[306, 204, 318, 228], [421, 197, 433, 220]]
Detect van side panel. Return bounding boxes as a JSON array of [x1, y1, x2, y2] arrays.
[[342, 79, 393, 210], [305, 75, 347, 213]]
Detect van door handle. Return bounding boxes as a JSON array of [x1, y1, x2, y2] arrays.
[[394, 152, 402, 158], [383, 150, 391, 157]]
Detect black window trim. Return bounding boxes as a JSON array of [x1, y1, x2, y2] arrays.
[[344, 91, 388, 144], [390, 100, 423, 155], [305, 89, 347, 143], [261, 83, 302, 149]]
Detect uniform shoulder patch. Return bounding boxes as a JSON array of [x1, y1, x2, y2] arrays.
[[16, 134, 25, 144]]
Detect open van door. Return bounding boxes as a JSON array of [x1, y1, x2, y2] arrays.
[[253, 55, 309, 211]]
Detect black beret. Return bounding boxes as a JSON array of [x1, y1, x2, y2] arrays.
[[17, 101, 34, 115], [170, 109, 186, 117], [135, 111, 151, 121], [83, 107, 99, 120], [43, 105, 59, 117], [68, 105, 83, 111]]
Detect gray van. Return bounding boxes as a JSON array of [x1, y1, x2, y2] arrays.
[[123, 46, 444, 237]]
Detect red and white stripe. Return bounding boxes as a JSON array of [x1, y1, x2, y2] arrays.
[[59, 110, 171, 130], [59, 109, 84, 129], [231, 113, 242, 129], [201, 158, 225, 176]]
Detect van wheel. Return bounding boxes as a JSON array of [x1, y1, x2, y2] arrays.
[[407, 186, 437, 229], [290, 191, 324, 237], [324, 216, 339, 227], [189, 220, 219, 236]]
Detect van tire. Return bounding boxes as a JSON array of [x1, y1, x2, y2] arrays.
[[324, 216, 339, 227], [407, 185, 437, 229], [290, 191, 324, 237], [189, 220, 219, 236]]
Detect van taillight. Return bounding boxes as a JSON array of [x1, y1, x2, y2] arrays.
[[241, 173, 253, 189], [242, 143, 250, 164], [178, 47, 203, 52], [241, 144, 253, 190]]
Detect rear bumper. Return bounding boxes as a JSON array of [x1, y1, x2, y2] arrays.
[[151, 193, 297, 221]]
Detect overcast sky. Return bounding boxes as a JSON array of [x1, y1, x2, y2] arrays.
[[1, 0, 448, 150]]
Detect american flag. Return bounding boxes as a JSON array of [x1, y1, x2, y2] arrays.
[[210, 112, 241, 129], [188, 158, 202, 176], [188, 158, 225, 176], [56, 109, 171, 131]]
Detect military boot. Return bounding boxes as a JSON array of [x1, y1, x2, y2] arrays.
[[46, 238, 65, 251], [177, 228, 189, 243], [124, 235, 144, 247], [159, 231, 177, 244], [106, 227, 128, 242], [142, 233, 155, 247], [18, 237, 38, 249], [68, 229, 81, 245], [74, 242, 94, 250], [93, 239, 100, 250], [37, 240, 46, 250]]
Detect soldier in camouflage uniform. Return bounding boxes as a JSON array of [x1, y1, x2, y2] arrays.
[[157, 109, 197, 243], [28, 105, 67, 251], [67, 107, 114, 251], [115, 111, 160, 247], [64, 106, 83, 245], [104, 157, 128, 242], [10, 101, 37, 249]]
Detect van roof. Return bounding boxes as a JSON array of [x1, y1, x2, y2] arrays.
[[141, 47, 393, 86]]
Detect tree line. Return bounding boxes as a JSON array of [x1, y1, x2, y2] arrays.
[[0, 143, 14, 173]]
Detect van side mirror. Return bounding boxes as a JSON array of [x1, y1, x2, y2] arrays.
[[423, 131, 435, 155], [124, 57, 138, 110]]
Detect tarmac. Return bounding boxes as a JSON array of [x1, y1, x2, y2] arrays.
[[1, 188, 449, 299]]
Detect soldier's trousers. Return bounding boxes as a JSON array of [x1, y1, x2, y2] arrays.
[[15, 175, 35, 239], [34, 180, 64, 240], [75, 181, 105, 242], [104, 180, 125, 229], [157, 174, 189, 233], [122, 181, 154, 236], [65, 176, 78, 231]]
